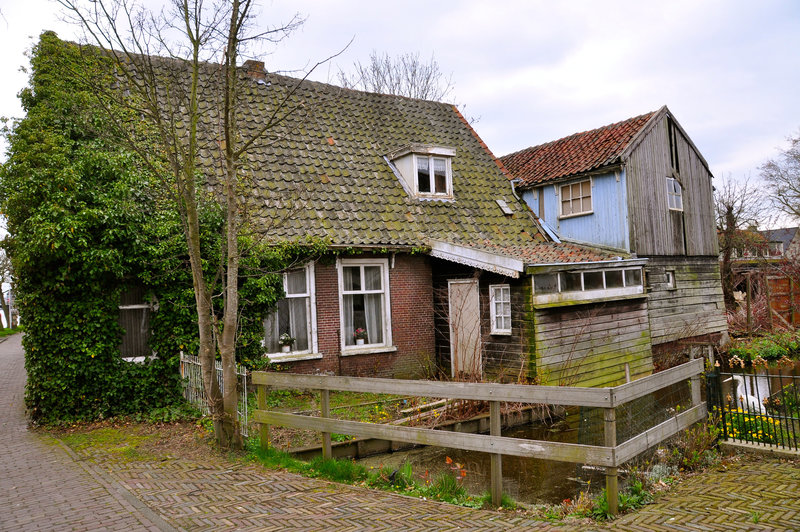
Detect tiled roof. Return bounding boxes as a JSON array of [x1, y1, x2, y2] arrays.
[[500, 111, 656, 188], [195, 65, 623, 265], [759, 227, 798, 248], [462, 240, 620, 264]]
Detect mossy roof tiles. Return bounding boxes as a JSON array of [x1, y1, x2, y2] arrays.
[[193, 64, 620, 265]]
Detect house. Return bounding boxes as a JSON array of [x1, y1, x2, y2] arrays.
[[216, 60, 656, 387], [500, 107, 727, 363], [753, 227, 799, 259]]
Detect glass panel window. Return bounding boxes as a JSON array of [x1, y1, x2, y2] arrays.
[[667, 177, 683, 211], [560, 179, 592, 217], [417, 156, 431, 193], [605, 270, 624, 289], [563, 272, 582, 292], [415, 155, 451, 196], [340, 260, 390, 347], [533, 274, 559, 294], [624, 268, 642, 287], [490, 284, 511, 334], [264, 265, 315, 355], [583, 271, 604, 290]]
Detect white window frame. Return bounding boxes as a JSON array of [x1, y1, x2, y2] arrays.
[[667, 177, 683, 211], [264, 263, 319, 362], [532, 267, 644, 305], [489, 284, 512, 335], [338, 258, 393, 353], [665, 270, 676, 289], [558, 178, 593, 218], [414, 154, 452, 197]]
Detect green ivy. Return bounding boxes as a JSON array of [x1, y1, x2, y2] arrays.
[[1, 32, 325, 423]]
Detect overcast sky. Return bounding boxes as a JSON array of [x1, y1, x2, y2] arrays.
[[2, 0, 799, 188]]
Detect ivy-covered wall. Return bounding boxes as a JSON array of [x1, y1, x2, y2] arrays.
[[0, 33, 313, 423]]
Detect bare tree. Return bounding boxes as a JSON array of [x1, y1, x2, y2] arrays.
[[762, 131, 800, 220], [337, 50, 455, 102], [58, 0, 307, 449], [715, 175, 769, 309]]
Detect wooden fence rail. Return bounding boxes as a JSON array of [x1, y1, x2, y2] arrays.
[[252, 357, 705, 515]]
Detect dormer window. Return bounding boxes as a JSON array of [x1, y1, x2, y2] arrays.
[[387, 144, 455, 200], [416, 155, 451, 196]]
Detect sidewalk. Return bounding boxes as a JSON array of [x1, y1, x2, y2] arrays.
[[2, 332, 798, 531]]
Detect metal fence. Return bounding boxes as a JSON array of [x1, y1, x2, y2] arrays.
[[179, 353, 248, 436], [707, 368, 799, 452]]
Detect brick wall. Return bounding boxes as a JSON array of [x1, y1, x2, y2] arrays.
[[286, 253, 435, 378]]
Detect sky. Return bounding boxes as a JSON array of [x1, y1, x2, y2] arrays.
[[1, 0, 800, 191]]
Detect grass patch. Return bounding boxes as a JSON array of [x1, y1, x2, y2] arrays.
[[0, 326, 23, 338], [59, 426, 155, 461], [248, 440, 515, 511]]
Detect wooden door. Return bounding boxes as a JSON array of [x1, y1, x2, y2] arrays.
[[448, 279, 482, 378]]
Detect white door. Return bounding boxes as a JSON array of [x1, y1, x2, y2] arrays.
[[448, 279, 482, 378]]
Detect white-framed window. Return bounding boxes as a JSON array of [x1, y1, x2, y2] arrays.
[[489, 284, 511, 335], [559, 179, 592, 218], [667, 177, 683, 211], [415, 154, 452, 196], [532, 267, 644, 305], [665, 270, 676, 289], [339, 258, 392, 349], [263, 263, 317, 358]]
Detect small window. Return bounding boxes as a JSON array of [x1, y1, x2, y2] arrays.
[[605, 270, 624, 289], [416, 155, 451, 196], [264, 264, 316, 356], [625, 268, 643, 287], [339, 259, 391, 348], [583, 271, 604, 290], [665, 270, 676, 289], [560, 179, 592, 217], [667, 177, 683, 211], [490, 284, 511, 335], [533, 273, 559, 294]]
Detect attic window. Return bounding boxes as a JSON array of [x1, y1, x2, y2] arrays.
[[387, 144, 456, 200], [415, 155, 451, 196], [667, 177, 683, 211]]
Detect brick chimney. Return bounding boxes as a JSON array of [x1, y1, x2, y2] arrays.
[[242, 60, 266, 80]]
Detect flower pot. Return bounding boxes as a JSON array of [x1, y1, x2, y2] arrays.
[[281, 345, 291, 353], [356, 338, 365, 346]]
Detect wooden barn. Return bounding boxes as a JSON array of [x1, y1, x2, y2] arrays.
[[501, 106, 727, 365]]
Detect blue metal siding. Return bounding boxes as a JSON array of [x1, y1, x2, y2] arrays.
[[522, 171, 630, 252]]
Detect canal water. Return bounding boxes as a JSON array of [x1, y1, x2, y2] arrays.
[[357, 383, 692, 506]]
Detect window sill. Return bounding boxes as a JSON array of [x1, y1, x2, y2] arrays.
[[490, 330, 512, 336], [340, 345, 398, 357], [266, 351, 323, 363], [558, 211, 593, 220]]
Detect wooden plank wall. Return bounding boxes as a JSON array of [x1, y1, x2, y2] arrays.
[[626, 115, 717, 257], [645, 257, 727, 345], [533, 299, 654, 388]]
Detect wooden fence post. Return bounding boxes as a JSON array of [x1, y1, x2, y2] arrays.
[[746, 272, 753, 334], [764, 273, 773, 330], [490, 400, 502, 507], [604, 407, 618, 517], [257, 384, 270, 451], [320, 389, 332, 460]]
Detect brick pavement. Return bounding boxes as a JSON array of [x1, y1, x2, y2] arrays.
[[0, 334, 172, 532], [2, 332, 798, 531]]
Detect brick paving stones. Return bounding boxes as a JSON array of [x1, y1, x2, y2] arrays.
[[2, 332, 798, 531]]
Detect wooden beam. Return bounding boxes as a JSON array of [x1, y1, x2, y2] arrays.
[[320, 389, 331, 460], [615, 403, 707, 464], [252, 372, 612, 407], [253, 410, 616, 466], [490, 401, 502, 507], [612, 359, 703, 406]]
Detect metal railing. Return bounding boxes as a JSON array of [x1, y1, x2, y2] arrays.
[[179, 353, 248, 436], [707, 368, 799, 452]]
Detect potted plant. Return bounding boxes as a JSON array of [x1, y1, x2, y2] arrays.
[[353, 328, 368, 346], [279, 332, 295, 353]]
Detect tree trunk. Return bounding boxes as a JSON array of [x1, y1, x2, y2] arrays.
[[0, 291, 8, 330]]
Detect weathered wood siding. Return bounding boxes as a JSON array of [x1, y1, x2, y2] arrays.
[[626, 115, 717, 257], [533, 299, 653, 388], [645, 256, 727, 345], [431, 259, 532, 381]]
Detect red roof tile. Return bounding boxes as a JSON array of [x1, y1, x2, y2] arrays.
[[500, 111, 656, 187]]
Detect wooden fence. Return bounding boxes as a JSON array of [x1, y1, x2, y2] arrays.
[[252, 358, 705, 515]]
